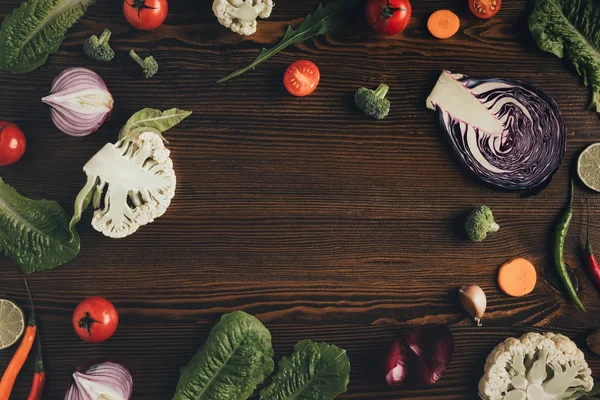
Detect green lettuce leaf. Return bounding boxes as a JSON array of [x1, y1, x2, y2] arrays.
[[0, 0, 95, 74], [529, 0, 600, 112], [260, 340, 350, 400], [0, 178, 79, 274], [173, 311, 274, 400], [118, 108, 192, 141]]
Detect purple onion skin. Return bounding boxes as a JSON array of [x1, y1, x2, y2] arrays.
[[385, 325, 454, 389], [64, 361, 133, 400], [42, 67, 113, 137]]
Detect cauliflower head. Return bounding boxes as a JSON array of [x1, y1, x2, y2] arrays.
[[213, 0, 274, 36], [71, 129, 176, 239], [479, 332, 593, 400]]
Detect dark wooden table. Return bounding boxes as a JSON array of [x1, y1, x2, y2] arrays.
[[1, 0, 600, 398]]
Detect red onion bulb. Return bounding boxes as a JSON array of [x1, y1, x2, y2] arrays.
[[42, 67, 113, 137], [65, 361, 132, 400]]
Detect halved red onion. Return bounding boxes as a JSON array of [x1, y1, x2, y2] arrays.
[[42, 67, 113, 137], [65, 361, 132, 400]]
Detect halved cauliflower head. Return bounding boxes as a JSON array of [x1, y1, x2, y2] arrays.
[[72, 129, 176, 239], [479, 332, 593, 400], [213, 0, 274, 36]]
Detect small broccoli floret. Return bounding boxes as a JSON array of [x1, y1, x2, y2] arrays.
[[129, 50, 159, 79], [84, 29, 115, 62], [355, 84, 391, 120], [465, 205, 499, 242]]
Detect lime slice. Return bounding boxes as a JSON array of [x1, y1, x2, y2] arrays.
[[0, 299, 25, 350], [578, 143, 600, 192]]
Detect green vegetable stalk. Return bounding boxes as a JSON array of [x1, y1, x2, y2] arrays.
[[554, 179, 586, 312], [465, 205, 499, 243], [217, 0, 359, 83], [130, 50, 159, 79]]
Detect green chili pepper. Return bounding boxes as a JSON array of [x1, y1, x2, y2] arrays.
[[554, 178, 586, 312]]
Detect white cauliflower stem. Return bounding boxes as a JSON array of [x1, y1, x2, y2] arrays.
[[213, 0, 274, 36], [479, 332, 593, 400], [72, 130, 175, 238]]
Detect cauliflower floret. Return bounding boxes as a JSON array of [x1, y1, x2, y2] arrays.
[[479, 332, 593, 400], [213, 0, 274, 36], [72, 130, 176, 239]]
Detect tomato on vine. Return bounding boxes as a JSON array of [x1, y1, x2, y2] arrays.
[[123, 0, 168, 31], [73, 297, 119, 343], [365, 0, 412, 35]]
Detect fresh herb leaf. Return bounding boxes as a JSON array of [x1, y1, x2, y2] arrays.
[[529, 0, 600, 112], [260, 340, 351, 400], [118, 108, 192, 141], [0, 0, 95, 74], [173, 311, 274, 400], [218, 0, 359, 83], [0, 178, 79, 274]]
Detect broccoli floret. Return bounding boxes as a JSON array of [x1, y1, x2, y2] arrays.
[[465, 205, 499, 242], [129, 50, 159, 79], [84, 29, 115, 62], [355, 84, 391, 120]]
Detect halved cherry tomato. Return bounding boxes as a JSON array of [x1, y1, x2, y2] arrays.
[[0, 121, 26, 166], [73, 297, 119, 344], [123, 0, 168, 31], [365, 0, 412, 35], [469, 0, 501, 19], [283, 60, 320, 97]]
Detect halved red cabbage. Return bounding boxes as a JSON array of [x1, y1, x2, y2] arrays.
[[426, 71, 566, 191]]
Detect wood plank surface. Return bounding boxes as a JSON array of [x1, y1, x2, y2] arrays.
[[1, 0, 600, 398]]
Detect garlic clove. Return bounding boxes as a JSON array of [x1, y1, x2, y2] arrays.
[[458, 284, 487, 326]]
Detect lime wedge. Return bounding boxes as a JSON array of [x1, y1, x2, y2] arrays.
[[578, 143, 600, 192], [0, 299, 25, 350]]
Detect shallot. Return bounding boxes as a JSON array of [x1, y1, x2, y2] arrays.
[[42, 68, 113, 137], [458, 284, 487, 326], [385, 325, 454, 388], [65, 361, 132, 400]]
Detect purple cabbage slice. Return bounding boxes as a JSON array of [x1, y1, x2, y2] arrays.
[[426, 71, 566, 191]]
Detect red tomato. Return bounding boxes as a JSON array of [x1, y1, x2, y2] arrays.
[[123, 0, 168, 31], [365, 0, 412, 35], [0, 121, 26, 167], [469, 0, 501, 19], [283, 60, 320, 97], [73, 297, 119, 343]]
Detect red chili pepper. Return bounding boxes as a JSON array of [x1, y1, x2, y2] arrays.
[[586, 200, 600, 290]]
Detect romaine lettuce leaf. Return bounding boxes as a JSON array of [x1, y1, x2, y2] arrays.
[[0, 0, 95, 74], [0, 178, 79, 274], [173, 311, 274, 400], [260, 340, 350, 400], [529, 0, 600, 112]]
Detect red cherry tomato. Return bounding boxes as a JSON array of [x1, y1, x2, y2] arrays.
[[283, 60, 320, 97], [0, 121, 26, 166], [73, 297, 119, 343], [365, 0, 412, 35], [469, 0, 501, 19], [123, 0, 168, 31]]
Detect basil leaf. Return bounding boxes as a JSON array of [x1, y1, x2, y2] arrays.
[[0, 0, 95, 74], [529, 0, 600, 112], [218, 0, 359, 83], [260, 340, 350, 400], [173, 311, 274, 400], [118, 108, 192, 141], [0, 178, 79, 274]]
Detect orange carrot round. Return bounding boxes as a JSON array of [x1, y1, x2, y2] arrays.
[[428, 10, 460, 39], [498, 258, 537, 297]]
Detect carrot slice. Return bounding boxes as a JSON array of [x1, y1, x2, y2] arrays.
[[427, 10, 460, 39], [498, 258, 537, 297]]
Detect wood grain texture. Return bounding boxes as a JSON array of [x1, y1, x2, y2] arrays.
[[1, 0, 600, 398]]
